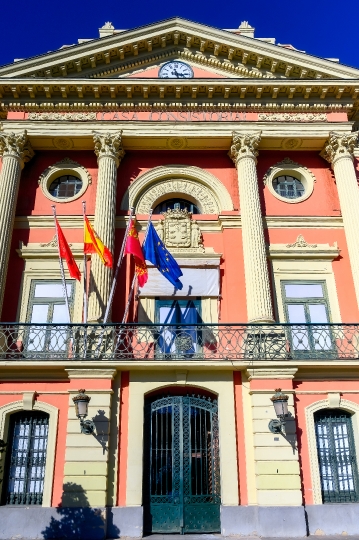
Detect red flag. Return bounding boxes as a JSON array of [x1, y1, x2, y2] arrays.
[[55, 218, 81, 281], [124, 218, 148, 287]]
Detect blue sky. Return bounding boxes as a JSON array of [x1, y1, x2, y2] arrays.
[[0, 0, 357, 70]]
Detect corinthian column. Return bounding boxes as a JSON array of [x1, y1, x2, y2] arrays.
[[88, 132, 124, 322], [229, 132, 274, 323], [0, 130, 34, 318], [322, 131, 359, 307]]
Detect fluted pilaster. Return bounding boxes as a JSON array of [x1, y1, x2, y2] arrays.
[[229, 132, 274, 323], [88, 132, 124, 321], [322, 131, 359, 307], [0, 130, 34, 317]]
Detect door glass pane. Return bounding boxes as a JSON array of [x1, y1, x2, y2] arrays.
[[309, 304, 332, 350], [287, 304, 310, 350], [285, 284, 324, 298], [28, 305, 48, 351], [30, 304, 49, 323], [34, 283, 71, 298], [49, 304, 69, 351]]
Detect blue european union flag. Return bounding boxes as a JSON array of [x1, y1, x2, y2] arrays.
[[143, 222, 183, 290]]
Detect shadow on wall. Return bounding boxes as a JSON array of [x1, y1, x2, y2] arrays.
[[41, 483, 119, 540]]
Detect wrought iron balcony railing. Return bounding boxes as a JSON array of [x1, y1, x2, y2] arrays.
[[0, 322, 358, 361]]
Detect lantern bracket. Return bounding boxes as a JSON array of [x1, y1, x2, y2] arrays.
[[80, 418, 96, 435]]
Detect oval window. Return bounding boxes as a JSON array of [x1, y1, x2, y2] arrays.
[[49, 175, 83, 199]]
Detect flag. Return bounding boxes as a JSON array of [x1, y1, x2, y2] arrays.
[[84, 215, 113, 267], [54, 218, 81, 281], [124, 218, 148, 287], [143, 222, 183, 290]]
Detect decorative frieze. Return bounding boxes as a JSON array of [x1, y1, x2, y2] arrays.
[[28, 112, 97, 121], [258, 113, 327, 122]]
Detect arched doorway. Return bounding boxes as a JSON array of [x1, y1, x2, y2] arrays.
[[143, 391, 221, 534]]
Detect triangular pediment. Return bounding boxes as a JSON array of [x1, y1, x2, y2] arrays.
[[1, 17, 359, 81]]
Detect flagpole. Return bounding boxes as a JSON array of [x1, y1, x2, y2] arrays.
[[82, 201, 88, 324], [121, 209, 153, 324], [51, 205, 71, 323], [102, 206, 135, 324]]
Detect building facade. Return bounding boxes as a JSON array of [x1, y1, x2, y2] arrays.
[[0, 17, 359, 538]]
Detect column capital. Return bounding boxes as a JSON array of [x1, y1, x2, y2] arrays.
[[321, 131, 358, 166], [229, 131, 261, 166], [93, 131, 125, 167], [0, 130, 34, 169]]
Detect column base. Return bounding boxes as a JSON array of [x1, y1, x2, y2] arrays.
[[221, 505, 307, 537]]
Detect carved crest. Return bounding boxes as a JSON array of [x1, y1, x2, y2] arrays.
[[155, 208, 204, 252]]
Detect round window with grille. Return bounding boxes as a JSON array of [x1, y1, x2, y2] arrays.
[[48, 175, 83, 199], [273, 175, 305, 200]]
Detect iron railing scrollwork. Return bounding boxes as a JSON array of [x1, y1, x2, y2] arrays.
[[0, 322, 358, 361]]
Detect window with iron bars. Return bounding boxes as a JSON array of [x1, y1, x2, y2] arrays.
[[3, 412, 49, 505], [315, 409, 359, 503]]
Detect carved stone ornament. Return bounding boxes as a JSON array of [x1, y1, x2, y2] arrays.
[[258, 113, 327, 122], [93, 131, 124, 167], [28, 112, 97, 121], [155, 208, 204, 253], [39, 234, 73, 248], [229, 132, 261, 165], [0, 130, 34, 166], [321, 131, 359, 164], [139, 179, 219, 215], [286, 235, 317, 249]]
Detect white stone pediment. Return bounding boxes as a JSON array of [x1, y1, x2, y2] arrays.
[[1, 17, 359, 81]]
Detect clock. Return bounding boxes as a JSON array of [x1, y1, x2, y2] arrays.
[[159, 61, 194, 79]]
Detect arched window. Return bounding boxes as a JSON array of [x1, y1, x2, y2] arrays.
[[273, 175, 305, 200], [315, 409, 359, 503], [3, 411, 49, 505], [154, 198, 200, 214], [48, 174, 83, 199]]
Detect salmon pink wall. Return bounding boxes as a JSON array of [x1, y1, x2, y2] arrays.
[[0, 378, 113, 506], [258, 151, 340, 217], [294, 380, 359, 505]]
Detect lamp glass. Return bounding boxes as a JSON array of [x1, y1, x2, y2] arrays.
[[76, 399, 88, 418], [273, 399, 288, 418]]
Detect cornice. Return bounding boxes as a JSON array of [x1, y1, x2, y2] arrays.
[[1, 18, 359, 81]]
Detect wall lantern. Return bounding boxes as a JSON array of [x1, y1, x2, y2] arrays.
[[268, 388, 289, 434], [72, 389, 95, 435]]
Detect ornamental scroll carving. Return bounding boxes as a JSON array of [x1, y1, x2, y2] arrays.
[[321, 132, 359, 164], [137, 178, 219, 214], [258, 113, 327, 122], [229, 132, 261, 164], [93, 131, 124, 167], [155, 208, 204, 253], [29, 112, 97, 121], [0, 130, 34, 166], [286, 235, 317, 249]]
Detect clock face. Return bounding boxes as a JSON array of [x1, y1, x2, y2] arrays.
[[159, 61, 194, 79]]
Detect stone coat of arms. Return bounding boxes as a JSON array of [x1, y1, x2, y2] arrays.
[[155, 208, 204, 253]]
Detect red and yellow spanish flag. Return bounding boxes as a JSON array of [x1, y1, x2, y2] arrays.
[[84, 215, 113, 267], [55, 218, 81, 281], [124, 218, 148, 287]]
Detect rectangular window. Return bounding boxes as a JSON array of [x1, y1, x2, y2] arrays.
[[25, 280, 74, 356], [282, 281, 334, 357], [155, 299, 202, 358]]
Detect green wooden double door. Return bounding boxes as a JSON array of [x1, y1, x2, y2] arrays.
[[143, 394, 221, 534]]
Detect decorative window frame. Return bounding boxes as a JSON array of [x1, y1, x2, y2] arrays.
[[16, 241, 84, 323], [0, 399, 59, 507], [263, 157, 316, 204], [305, 397, 359, 504], [38, 158, 91, 203]]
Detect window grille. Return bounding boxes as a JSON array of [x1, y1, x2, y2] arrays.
[[273, 175, 305, 199], [154, 198, 200, 214], [4, 412, 49, 505], [49, 175, 82, 198], [315, 409, 359, 503]]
